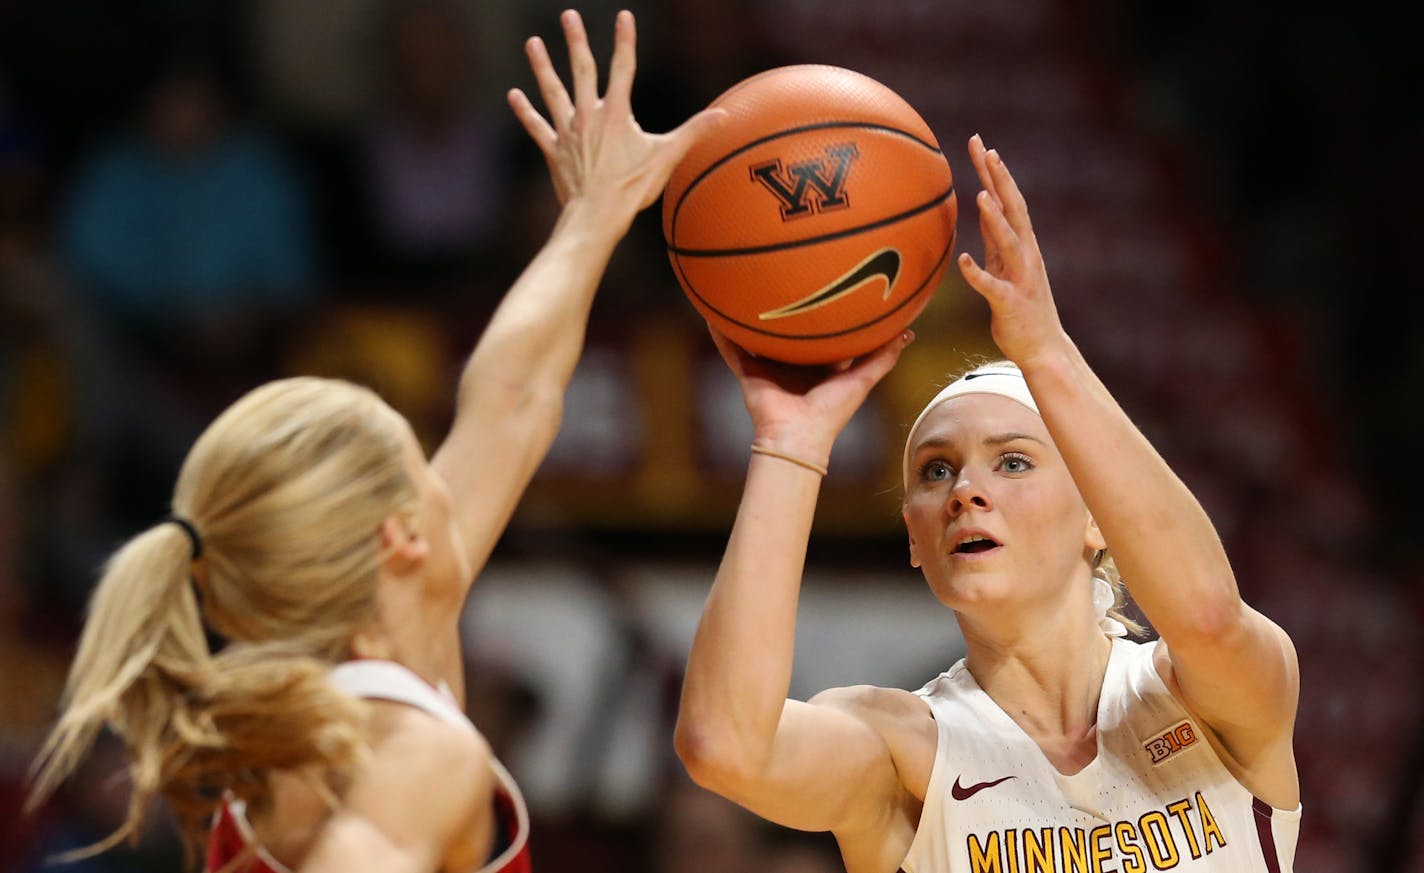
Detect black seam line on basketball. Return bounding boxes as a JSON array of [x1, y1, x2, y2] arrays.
[[668, 186, 953, 259], [672, 233, 953, 341], [669, 121, 944, 244]]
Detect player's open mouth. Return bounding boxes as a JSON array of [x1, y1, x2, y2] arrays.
[[951, 534, 1002, 556]]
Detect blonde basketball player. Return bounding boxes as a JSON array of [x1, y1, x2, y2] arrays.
[[28, 11, 723, 873], [677, 135, 1300, 872]]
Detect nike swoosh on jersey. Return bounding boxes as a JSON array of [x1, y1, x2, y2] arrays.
[[757, 248, 902, 321], [950, 774, 1016, 800]]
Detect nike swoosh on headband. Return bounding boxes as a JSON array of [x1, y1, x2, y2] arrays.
[[758, 248, 902, 321]]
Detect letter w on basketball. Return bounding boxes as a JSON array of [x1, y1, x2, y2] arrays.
[[759, 248, 902, 321], [750, 143, 860, 220]]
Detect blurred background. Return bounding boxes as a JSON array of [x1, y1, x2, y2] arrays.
[[0, 0, 1418, 870]]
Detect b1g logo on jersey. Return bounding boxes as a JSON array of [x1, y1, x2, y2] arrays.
[[1145, 720, 1198, 766], [750, 143, 859, 221]]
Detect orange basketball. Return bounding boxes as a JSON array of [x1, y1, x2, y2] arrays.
[[662, 65, 956, 365]]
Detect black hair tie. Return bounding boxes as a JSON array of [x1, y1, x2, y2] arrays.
[[165, 515, 204, 561], [166, 515, 228, 651]]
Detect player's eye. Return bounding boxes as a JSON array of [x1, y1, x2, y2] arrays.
[[999, 452, 1034, 474], [919, 460, 953, 482]]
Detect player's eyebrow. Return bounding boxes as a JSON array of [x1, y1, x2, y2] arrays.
[[983, 433, 1043, 447], [912, 433, 1044, 453]]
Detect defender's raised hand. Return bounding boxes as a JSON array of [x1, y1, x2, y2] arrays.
[[956, 135, 1070, 368], [508, 10, 725, 227], [432, 12, 724, 615]]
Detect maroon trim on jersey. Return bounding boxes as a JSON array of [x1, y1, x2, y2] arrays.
[[1252, 797, 1281, 873], [207, 802, 282, 873], [491, 788, 533, 873]]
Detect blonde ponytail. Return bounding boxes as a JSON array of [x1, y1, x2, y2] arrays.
[[30, 377, 416, 861], [29, 524, 204, 833]]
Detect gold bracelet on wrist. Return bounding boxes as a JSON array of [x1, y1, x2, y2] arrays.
[[750, 444, 828, 477]]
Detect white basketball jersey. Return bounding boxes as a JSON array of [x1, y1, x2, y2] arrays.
[[211, 660, 532, 873], [326, 661, 531, 873], [901, 638, 1299, 873]]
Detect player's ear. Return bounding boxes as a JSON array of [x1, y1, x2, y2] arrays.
[[903, 508, 921, 569], [379, 515, 429, 577]]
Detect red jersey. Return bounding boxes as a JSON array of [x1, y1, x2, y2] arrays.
[[205, 661, 531, 873]]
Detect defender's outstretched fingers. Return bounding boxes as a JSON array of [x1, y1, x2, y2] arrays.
[[507, 89, 557, 155], [665, 108, 729, 163], [560, 10, 599, 112], [604, 10, 637, 109], [525, 37, 573, 131]]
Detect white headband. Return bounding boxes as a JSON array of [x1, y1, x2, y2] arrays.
[[901, 366, 1040, 488]]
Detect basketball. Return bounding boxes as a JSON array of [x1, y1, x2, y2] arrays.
[[662, 65, 957, 365]]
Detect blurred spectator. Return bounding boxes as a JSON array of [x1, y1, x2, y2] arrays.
[[53, 53, 318, 535], [60, 56, 315, 363], [356, 0, 512, 284]]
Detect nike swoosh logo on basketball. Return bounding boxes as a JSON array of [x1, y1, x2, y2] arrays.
[[951, 775, 1016, 800], [757, 248, 901, 321]]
